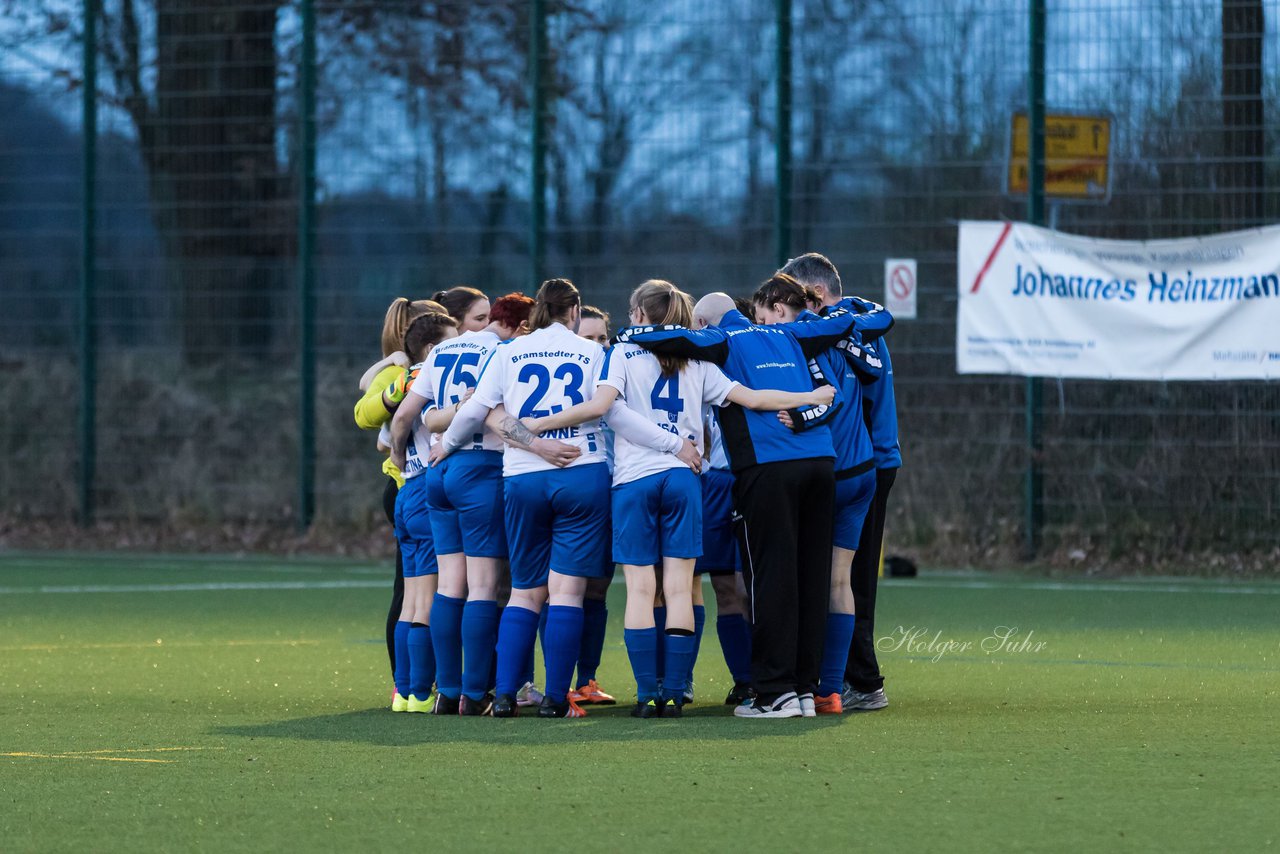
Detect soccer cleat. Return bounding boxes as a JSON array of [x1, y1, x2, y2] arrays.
[[631, 699, 661, 719], [459, 693, 494, 717], [659, 699, 683, 718], [841, 685, 888, 712], [405, 693, 435, 713], [724, 682, 755, 706], [516, 681, 544, 707], [431, 694, 461, 716], [683, 681, 695, 705], [391, 692, 410, 713], [491, 693, 519, 718], [569, 679, 616, 705], [814, 693, 843, 715], [538, 695, 588, 719], [733, 692, 802, 719], [798, 692, 816, 718]]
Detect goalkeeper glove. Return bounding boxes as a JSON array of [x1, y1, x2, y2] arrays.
[[384, 367, 414, 405]]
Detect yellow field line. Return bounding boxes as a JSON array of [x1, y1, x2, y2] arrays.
[[60, 747, 226, 755], [2, 746, 223, 764], [2, 752, 173, 764]]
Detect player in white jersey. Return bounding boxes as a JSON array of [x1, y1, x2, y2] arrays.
[[385, 311, 460, 713], [414, 293, 536, 715], [434, 278, 698, 718], [524, 280, 834, 716], [566, 305, 619, 707]]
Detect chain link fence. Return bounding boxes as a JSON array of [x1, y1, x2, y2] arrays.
[[1, 0, 1277, 567]]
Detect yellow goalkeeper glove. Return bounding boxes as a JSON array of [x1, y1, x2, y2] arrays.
[[384, 367, 414, 405]]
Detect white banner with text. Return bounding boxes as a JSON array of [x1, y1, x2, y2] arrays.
[[956, 220, 1280, 380]]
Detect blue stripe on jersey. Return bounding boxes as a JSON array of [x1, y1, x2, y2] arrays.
[[600, 344, 614, 381]]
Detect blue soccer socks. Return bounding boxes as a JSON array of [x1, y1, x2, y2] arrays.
[[393, 620, 413, 698], [543, 605, 585, 704], [661, 630, 696, 703], [819, 612, 857, 697], [716, 613, 753, 685], [407, 622, 435, 700], [430, 594, 465, 700], [624, 627, 660, 703], [461, 600, 498, 700], [496, 605, 541, 699]]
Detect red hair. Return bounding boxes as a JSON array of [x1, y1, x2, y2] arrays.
[[489, 292, 535, 329]]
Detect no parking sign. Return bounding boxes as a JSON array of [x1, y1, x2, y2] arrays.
[[884, 258, 917, 320]]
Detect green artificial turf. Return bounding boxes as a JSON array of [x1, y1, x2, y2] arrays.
[[1, 554, 1276, 852]]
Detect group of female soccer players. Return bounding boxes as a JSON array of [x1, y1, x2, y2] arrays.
[[354, 270, 879, 719]]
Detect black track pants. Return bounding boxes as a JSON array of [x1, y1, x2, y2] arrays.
[[382, 477, 405, 677], [845, 466, 896, 692], [733, 458, 836, 697]]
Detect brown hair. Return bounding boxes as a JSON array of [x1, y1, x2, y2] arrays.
[[381, 297, 446, 357], [431, 286, 488, 324], [403, 312, 458, 361], [581, 305, 610, 336], [630, 279, 693, 376], [529, 278, 581, 331], [752, 273, 819, 315]]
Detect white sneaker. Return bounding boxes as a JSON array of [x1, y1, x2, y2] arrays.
[[516, 681, 544, 707], [733, 691, 802, 719], [683, 680, 695, 705], [841, 684, 888, 712], [798, 692, 816, 717]]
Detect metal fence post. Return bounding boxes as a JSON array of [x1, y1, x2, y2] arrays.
[[1025, 0, 1046, 558], [79, 0, 97, 527], [297, 0, 317, 531], [530, 0, 547, 288], [774, 0, 792, 270]]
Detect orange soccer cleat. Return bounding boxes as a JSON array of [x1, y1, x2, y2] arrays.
[[814, 693, 844, 715], [568, 679, 616, 705]]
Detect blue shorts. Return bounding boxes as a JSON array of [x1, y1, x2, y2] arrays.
[[833, 469, 876, 551], [425, 450, 507, 559], [695, 468, 739, 575], [394, 475, 438, 577], [612, 468, 702, 566], [503, 463, 610, 590]]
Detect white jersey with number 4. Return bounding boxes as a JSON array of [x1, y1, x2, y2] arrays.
[[423, 329, 504, 453], [600, 342, 739, 486], [472, 322, 608, 477]]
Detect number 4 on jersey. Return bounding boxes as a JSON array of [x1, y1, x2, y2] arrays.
[[650, 374, 683, 424]]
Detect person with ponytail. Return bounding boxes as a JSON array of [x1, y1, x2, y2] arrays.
[[353, 296, 444, 698], [753, 272, 878, 715], [781, 252, 900, 714], [382, 311, 461, 713], [432, 286, 491, 333], [408, 292, 535, 716], [433, 278, 694, 718], [613, 282, 891, 718], [524, 280, 836, 718]]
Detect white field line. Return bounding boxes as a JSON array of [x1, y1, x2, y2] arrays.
[[0, 579, 388, 595], [883, 578, 1280, 596], [0, 638, 322, 652], [0, 575, 1276, 597]]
